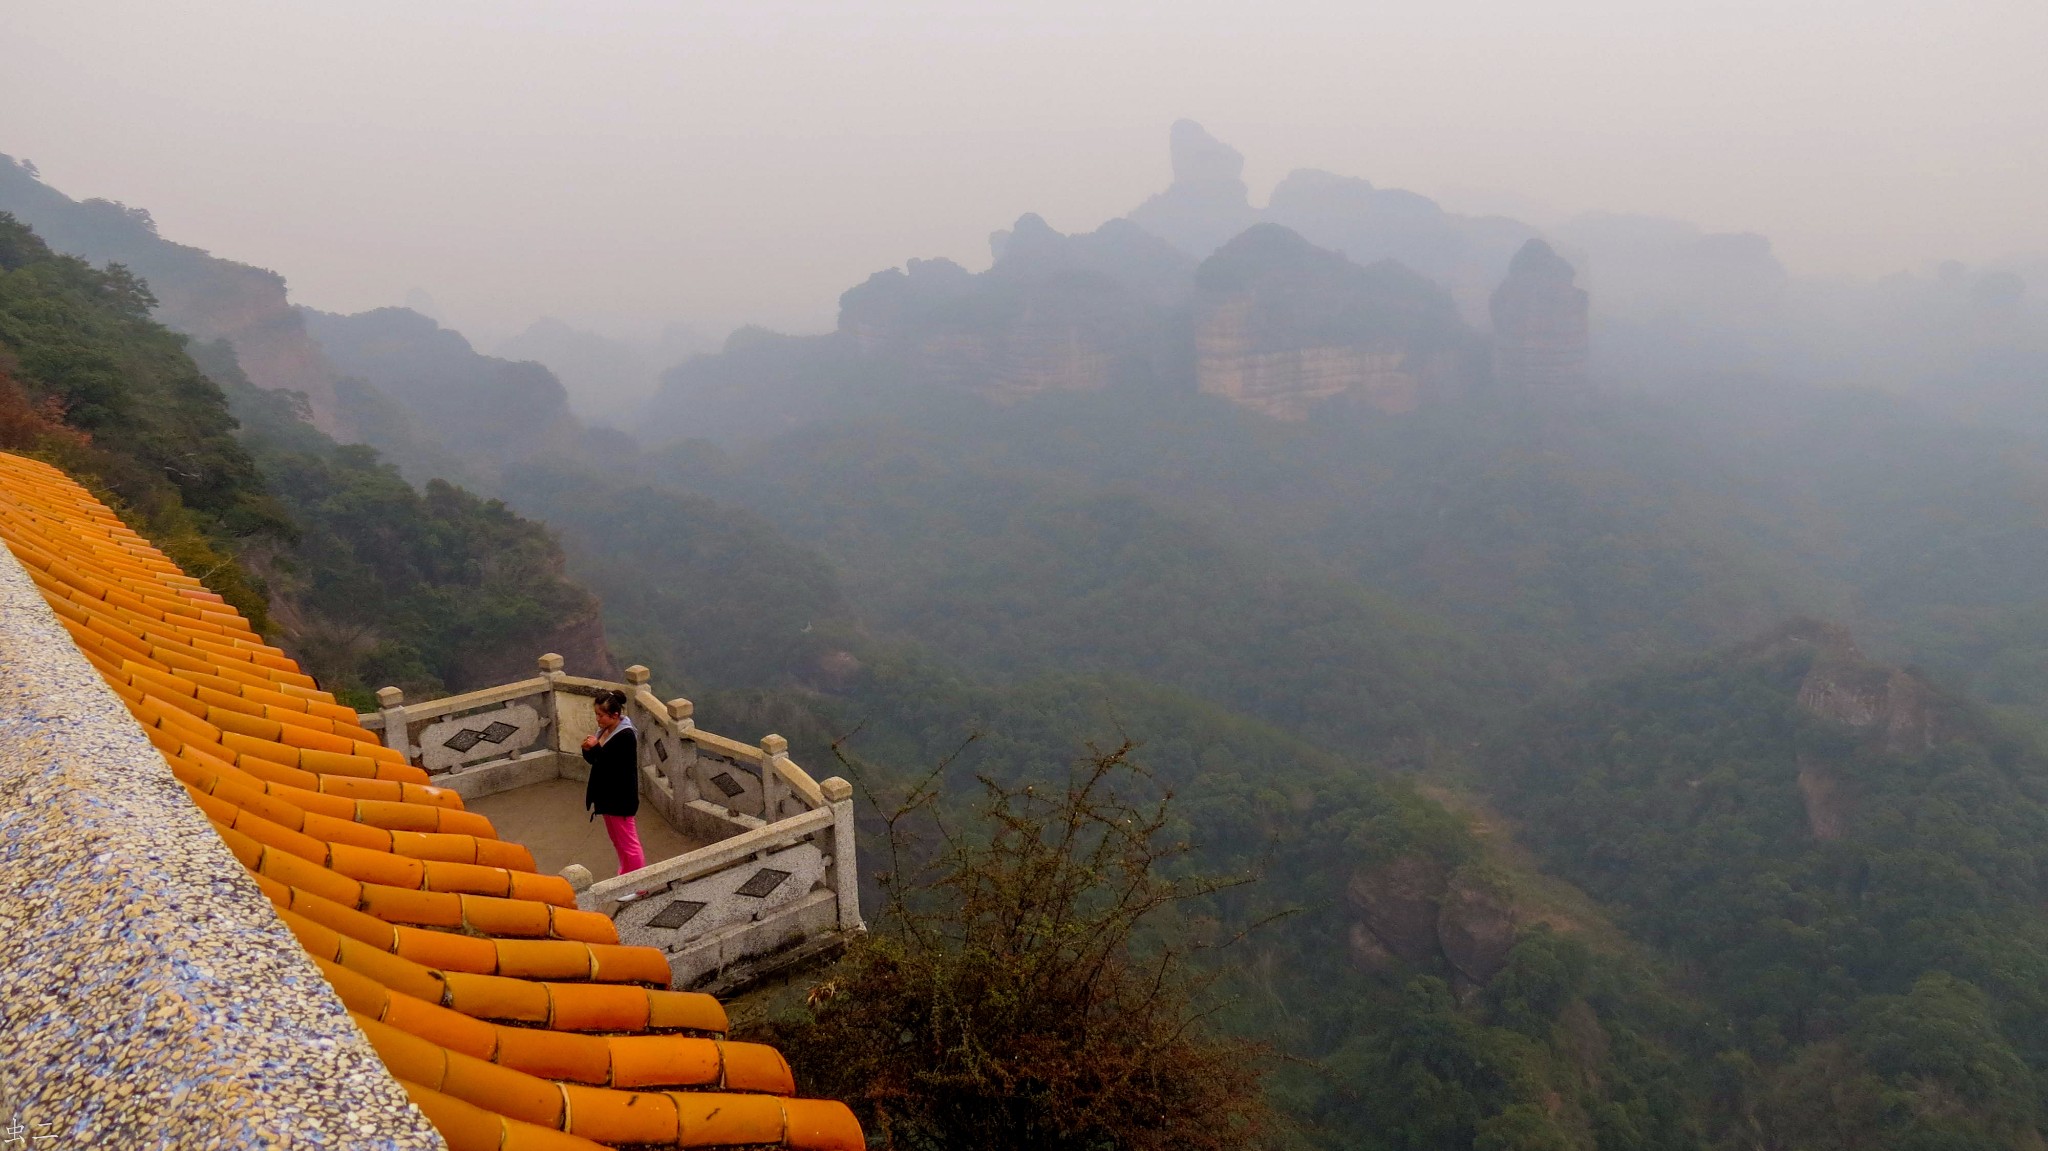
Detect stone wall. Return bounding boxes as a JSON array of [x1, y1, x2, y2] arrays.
[[0, 543, 439, 1147]]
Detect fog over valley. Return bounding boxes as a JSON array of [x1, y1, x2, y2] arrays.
[[7, 5, 2048, 1150], [8, 1, 2047, 342]]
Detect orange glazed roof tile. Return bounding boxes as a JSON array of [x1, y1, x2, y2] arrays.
[[0, 452, 863, 1151]]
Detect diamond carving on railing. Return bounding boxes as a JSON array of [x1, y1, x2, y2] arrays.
[[710, 772, 745, 798], [611, 843, 827, 953], [416, 702, 543, 773], [655, 740, 669, 762], [442, 720, 521, 753], [735, 868, 791, 899], [648, 900, 707, 929]]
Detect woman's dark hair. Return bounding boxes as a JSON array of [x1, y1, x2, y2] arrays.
[[594, 689, 628, 715]]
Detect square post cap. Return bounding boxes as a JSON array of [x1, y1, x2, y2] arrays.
[[536, 653, 565, 674], [375, 686, 405, 708], [760, 734, 789, 758], [821, 777, 853, 802], [667, 698, 694, 721], [624, 665, 652, 686]]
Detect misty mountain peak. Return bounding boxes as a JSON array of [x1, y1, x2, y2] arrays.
[[1491, 240, 1589, 391], [987, 212, 1061, 262], [1505, 238, 1577, 283], [1128, 122, 1259, 258], [1169, 119, 1245, 186]]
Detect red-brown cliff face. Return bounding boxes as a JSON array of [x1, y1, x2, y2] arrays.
[[148, 259, 352, 432], [1490, 239, 1591, 393], [1739, 618, 1948, 841], [1193, 225, 1479, 420]]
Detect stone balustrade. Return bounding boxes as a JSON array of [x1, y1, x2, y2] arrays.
[[359, 658, 864, 991]]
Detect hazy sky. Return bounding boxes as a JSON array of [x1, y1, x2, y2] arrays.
[[6, 1, 2045, 343]]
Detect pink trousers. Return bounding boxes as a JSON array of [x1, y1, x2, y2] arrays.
[[603, 814, 645, 876]]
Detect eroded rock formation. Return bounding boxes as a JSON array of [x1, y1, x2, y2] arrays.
[[835, 214, 1194, 401], [1346, 855, 1521, 987], [1490, 239, 1590, 392], [1194, 225, 1477, 419], [1791, 630, 1940, 755], [1347, 855, 1450, 966], [1126, 120, 1259, 259], [1741, 618, 1953, 840], [1437, 871, 1518, 985]]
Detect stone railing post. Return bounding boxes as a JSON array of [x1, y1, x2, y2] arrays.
[[537, 653, 565, 751], [374, 686, 410, 763], [624, 664, 665, 720], [667, 698, 700, 801], [822, 776, 863, 932], [760, 734, 789, 819]]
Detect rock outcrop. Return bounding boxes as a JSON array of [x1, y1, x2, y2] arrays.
[[1437, 870, 1518, 986], [1347, 855, 1450, 966], [1126, 120, 1260, 259], [834, 214, 1195, 401], [1791, 634, 1940, 756], [1266, 168, 1540, 322], [1346, 855, 1520, 986], [0, 155, 355, 434], [1739, 618, 1952, 840], [1194, 225, 1477, 419], [1119, 123, 1541, 319], [1490, 239, 1590, 392]]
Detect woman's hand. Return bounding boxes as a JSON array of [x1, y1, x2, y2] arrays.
[[581, 734, 599, 751]]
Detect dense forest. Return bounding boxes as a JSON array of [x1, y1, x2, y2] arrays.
[[9, 129, 2048, 1149], [0, 209, 605, 706], [1498, 622, 2048, 1146]]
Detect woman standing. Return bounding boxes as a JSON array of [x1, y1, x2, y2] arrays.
[[582, 689, 644, 884]]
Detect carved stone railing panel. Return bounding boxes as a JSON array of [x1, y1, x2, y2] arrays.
[[414, 698, 550, 773], [614, 839, 828, 951]]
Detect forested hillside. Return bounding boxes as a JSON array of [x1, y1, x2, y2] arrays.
[[1496, 622, 2048, 1147], [15, 137, 2048, 1149], [0, 211, 611, 704], [0, 211, 287, 623]]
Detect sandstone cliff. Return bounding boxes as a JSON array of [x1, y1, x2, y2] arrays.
[[1742, 618, 1950, 841], [835, 213, 1194, 401], [1122, 123, 1541, 322], [1346, 855, 1518, 987], [1193, 224, 1478, 419], [1783, 620, 1941, 755], [1490, 239, 1590, 392], [1125, 120, 1260, 259]]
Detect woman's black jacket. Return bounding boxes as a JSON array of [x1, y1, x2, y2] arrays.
[[583, 725, 641, 818]]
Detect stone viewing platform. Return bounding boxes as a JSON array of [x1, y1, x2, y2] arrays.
[[0, 450, 863, 1149], [360, 661, 865, 995]]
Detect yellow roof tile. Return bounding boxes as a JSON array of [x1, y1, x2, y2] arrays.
[[0, 451, 860, 1150]]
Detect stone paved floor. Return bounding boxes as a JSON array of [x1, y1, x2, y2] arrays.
[[467, 778, 705, 878]]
